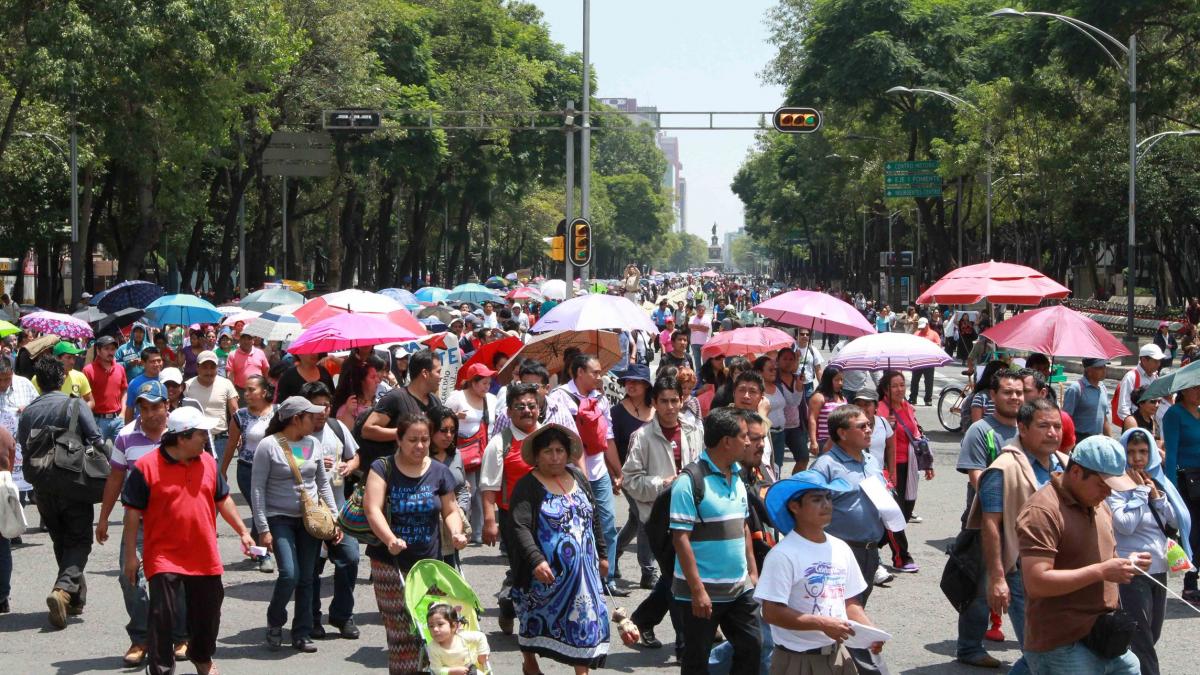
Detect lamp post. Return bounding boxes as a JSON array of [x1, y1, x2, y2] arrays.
[[885, 85, 993, 258], [990, 7, 1138, 342], [1136, 129, 1200, 164]]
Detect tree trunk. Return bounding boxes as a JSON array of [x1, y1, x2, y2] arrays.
[[117, 167, 164, 281], [337, 185, 361, 290], [180, 168, 224, 292], [374, 179, 398, 289], [0, 79, 27, 165]]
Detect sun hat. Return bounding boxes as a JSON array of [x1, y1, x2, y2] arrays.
[[520, 423, 584, 466], [616, 363, 652, 385], [1069, 436, 1138, 491], [765, 470, 853, 533]]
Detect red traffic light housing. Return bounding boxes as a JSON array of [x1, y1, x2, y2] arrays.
[[569, 218, 592, 267], [772, 107, 823, 134]]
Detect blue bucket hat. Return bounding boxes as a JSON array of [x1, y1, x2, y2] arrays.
[[765, 470, 853, 534], [617, 362, 652, 385]]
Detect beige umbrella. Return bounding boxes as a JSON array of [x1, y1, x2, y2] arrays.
[[496, 329, 623, 384]]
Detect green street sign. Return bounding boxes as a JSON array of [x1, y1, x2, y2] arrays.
[[885, 173, 940, 186], [885, 160, 939, 172], [886, 186, 943, 198]]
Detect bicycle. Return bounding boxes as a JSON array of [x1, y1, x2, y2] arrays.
[[937, 382, 970, 433]]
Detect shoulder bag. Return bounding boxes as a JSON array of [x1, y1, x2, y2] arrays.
[[278, 433, 337, 540], [24, 397, 111, 503], [339, 456, 392, 546], [893, 405, 934, 472]]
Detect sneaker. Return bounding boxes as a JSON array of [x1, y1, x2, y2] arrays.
[[331, 617, 360, 639], [639, 569, 660, 590], [873, 566, 894, 586], [173, 641, 188, 659], [897, 562, 920, 573], [640, 629, 663, 649], [908, 515, 923, 524], [266, 627, 283, 650], [67, 602, 84, 616], [259, 556, 275, 573], [292, 638, 318, 653], [605, 583, 630, 598], [46, 588, 70, 629], [122, 644, 148, 667]]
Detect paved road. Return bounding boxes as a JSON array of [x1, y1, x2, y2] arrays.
[[2, 360, 1195, 674]]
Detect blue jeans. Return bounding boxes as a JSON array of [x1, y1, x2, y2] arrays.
[[235, 462, 265, 547], [266, 516, 320, 640], [313, 535, 359, 626], [0, 536, 11, 602], [708, 605, 773, 675], [957, 566, 1028, 674], [97, 415, 123, 443], [119, 535, 187, 645], [589, 474, 618, 582], [690, 344, 704, 371], [769, 429, 787, 470], [1024, 642, 1140, 675], [211, 434, 228, 463]]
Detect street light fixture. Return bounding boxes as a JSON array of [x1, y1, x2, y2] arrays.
[[990, 7, 1139, 344], [1136, 129, 1200, 165], [887, 85, 994, 261]]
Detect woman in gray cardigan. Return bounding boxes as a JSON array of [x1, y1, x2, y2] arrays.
[[250, 396, 339, 653]]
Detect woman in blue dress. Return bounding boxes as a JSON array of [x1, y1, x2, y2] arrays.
[[507, 424, 610, 674]]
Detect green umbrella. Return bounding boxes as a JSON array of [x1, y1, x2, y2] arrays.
[[1140, 360, 1200, 401], [0, 319, 19, 337]]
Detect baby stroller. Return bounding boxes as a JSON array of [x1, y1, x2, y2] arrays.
[[404, 558, 490, 674]]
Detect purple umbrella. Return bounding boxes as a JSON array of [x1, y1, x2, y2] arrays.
[[829, 332, 953, 371], [530, 294, 658, 334], [752, 290, 875, 338], [21, 311, 94, 339]]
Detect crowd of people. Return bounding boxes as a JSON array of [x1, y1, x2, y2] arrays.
[[0, 275, 1196, 675]]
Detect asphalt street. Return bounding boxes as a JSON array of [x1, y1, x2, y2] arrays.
[[2, 357, 1196, 674]]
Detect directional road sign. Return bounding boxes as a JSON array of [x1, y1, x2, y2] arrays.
[[885, 174, 941, 186], [263, 132, 334, 177], [885, 160, 939, 172], [885, 186, 943, 198]]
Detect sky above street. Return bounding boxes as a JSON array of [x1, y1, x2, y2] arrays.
[[529, 0, 784, 241]]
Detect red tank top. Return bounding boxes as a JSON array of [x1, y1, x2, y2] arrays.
[[498, 433, 531, 511]]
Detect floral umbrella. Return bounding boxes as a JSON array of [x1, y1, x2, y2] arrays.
[[21, 311, 94, 339]]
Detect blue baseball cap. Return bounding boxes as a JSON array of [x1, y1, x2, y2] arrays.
[[1070, 436, 1137, 491], [765, 470, 853, 533], [135, 379, 167, 403]]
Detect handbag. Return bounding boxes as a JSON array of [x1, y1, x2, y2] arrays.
[[1178, 467, 1200, 501], [278, 434, 337, 541], [0, 470, 27, 539], [455, 399, 489, 472], [23, 398, 111, 503], [338, 457, 391, 547], [1081, 609, 1138, 659], [893, 406, 935, 472]]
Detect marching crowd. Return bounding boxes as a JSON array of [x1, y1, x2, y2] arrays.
[[0, 276, 1196, 675]]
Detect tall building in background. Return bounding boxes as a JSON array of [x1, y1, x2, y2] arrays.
[[598, 97, 686, 233]]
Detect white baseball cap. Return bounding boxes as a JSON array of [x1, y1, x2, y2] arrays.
[[1139, 344, 1165, 360], [159, 367, 184, 385], [166, 407, 218, 434]]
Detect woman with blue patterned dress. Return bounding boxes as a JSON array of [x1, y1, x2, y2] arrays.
[[507, 424, 610, 674]]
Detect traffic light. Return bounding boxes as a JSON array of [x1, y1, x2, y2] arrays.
[[772, 107, 823, 134], [544, 235, 565, 261], [569, 218, 592, 267]]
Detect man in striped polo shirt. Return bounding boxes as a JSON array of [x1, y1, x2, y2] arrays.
[[670, 407, 760, 673]]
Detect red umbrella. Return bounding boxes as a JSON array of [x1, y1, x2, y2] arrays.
[[458, 335, 524, 387], [916, 261, 1070, 305], [701, 327, 795, 361], [980, 305, 1131, 359], [752, 290, 875, 338]]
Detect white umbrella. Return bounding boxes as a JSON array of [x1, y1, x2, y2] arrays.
[[540, 279, 566, 300]]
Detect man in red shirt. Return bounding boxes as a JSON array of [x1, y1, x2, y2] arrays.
[[121, 407, 254, 675], [84, 335, 128, 442], [225, 332, 270, 395]]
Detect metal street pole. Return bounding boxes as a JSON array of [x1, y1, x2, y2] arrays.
[[1126, 34, 1137, 342], [580, 0, 591, 283], [281, 177, 287, 280], [985, 122, 993, 258], [69, 110, 80, 305], [565, 101, 575, 300], [237, 138, 246, 293]]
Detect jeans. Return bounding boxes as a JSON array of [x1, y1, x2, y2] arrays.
[[674, 589, 761, 673], [617, 492, 654, 578], [908, 367, 935, 404], [266, 516, 321, 640], [1024, 642, 1140, 675], [0, 536, 10, 601], [235, 461, 265, 548], [589, 474, 618, 582], [691, 344, 705, 372], [147, 574, 223, 675], [769, 429, 786, 470], [957, 566, 1027, 673], [212, 434, 228, 463], [35, 490, 93, 605], [313, 535, 359, 626], [1119, 572, 1166, 675], [709, 605, 772, 675], [1181, 475, 1200, 591], [119, 535, 188, 645], [96, 415, 124, 443]]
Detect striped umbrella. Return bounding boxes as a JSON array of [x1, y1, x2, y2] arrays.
[[829, 332, 954, 371], [242, 304, 303, 342]]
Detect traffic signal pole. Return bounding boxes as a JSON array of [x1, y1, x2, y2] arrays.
[[580, 0, 591, 284], [564, 101, 575, 300]]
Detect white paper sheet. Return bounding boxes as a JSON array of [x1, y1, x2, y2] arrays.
[[859, 474, 906, 532], [845, 620, 892, 649]]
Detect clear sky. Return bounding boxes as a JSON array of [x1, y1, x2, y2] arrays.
[[528, 0, 784, 241]]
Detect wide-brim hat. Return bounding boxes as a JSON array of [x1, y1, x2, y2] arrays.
[[765, 470, 853, 533], [520, 423, 585, 466]]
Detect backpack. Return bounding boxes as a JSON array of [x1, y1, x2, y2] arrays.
[[565, 391, 609, 456], [23, 398, 111, 504], [644, 461, 709, 573], [1110, 370, 1140, 426]]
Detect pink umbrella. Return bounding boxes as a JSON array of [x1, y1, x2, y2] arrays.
[[506, 286, 541, 301], [829, 332, 954, 371], [701, 269, 719, 278], [220, 310, 260, 327], [287, 313, 422, 355], [980, 305, 1131, 359], [916, 261, 1070, 305], [752, 290, 875, 338], [530, 294, 658, 334], [701, 327, 795, 360], [294, 288, 426, 336]]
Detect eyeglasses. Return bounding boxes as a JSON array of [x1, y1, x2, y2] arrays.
[[511, 403, 538, 411], [437, 427, 456, 434], [852, 422, 872, 431]]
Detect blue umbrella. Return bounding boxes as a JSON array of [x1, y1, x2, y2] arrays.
[[419, 316, 448, 332], [92, 280, 165, 313], [414, 286, 450, 304], [379, 287, 421, 309], [447, 283, 501, 305], [144, 294, 223, 327]]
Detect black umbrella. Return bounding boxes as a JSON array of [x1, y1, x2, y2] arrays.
[[73, 306, 144, 336]]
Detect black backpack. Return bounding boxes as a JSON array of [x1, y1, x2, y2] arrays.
[[644, 461, 709, 573], [23, 397, 111, 503]]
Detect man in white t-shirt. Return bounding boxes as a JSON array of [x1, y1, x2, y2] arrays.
[[184, 351, 239, 461], [758, 471, 886, 674]]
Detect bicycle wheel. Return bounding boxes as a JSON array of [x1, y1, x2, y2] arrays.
[[938, 386, 965, 433]]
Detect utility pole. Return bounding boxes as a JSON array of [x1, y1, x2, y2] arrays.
[[280, 177, 288, 280], [580, 0, 591, 283], [564, 101, 575, 300], [69, 108, 81, 305]]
